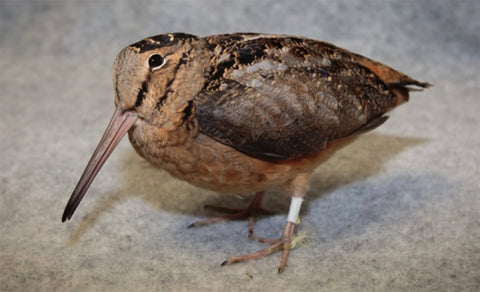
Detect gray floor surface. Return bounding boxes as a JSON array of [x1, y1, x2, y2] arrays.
[[1, 1, 479, 291]]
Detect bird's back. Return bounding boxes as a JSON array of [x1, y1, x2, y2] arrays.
[[193, 33, 429, 161]]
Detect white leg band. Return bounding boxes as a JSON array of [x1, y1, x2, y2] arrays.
[[287, 196, 304, 224]]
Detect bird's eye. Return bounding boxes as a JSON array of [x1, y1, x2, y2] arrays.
[[148, 54, 165, 70]]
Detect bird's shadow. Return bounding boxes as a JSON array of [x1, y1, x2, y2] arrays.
[[309, 133, 427, 200], [66, 132, 428, 244]]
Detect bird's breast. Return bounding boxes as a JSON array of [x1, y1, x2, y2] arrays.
[[127, 120, 356, 195]]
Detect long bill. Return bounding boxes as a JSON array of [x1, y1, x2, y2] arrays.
[[62, 105, 138, 222]]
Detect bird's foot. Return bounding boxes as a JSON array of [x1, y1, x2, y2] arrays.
[[188, 191, 273, 237], [222, 221, 296, 273]]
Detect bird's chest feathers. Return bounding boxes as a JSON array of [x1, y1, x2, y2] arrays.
[[128, 120, 285, 193], [127, 118, 353, 194], [128, 119, 198, 170]]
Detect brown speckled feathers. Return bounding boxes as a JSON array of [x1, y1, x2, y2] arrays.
[[194, 33, 429, 161]]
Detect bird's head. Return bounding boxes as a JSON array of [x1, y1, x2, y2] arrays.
[[62, 33, 209, 222], [113, 33, 208, 128]]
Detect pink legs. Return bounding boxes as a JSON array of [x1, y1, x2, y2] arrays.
[[222, 220, 296, 273], [189, 184, 307, 272], [188, 191, 273, 238]]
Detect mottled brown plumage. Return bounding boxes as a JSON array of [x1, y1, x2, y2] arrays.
[[62, 33, 430, 272]]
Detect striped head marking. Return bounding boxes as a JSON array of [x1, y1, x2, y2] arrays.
[[113, 33, 209, 129]]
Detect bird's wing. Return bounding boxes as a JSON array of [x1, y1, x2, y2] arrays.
[[194, 34, 410, 161]]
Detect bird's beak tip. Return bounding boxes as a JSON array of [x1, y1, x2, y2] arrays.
[[61, 105, 138, 221]]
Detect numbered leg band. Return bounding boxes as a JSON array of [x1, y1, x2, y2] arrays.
[[287, 196, 304, 224]]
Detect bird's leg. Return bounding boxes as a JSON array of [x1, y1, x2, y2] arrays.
[[222, 196, 304, 273], [222, 173, 310, 272], [188, 191, 274, 238]]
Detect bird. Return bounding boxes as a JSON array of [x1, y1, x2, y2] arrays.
[[62, 32, 430, 272]]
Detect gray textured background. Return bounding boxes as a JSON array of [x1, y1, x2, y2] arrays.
[[1, 0, 479, 291]]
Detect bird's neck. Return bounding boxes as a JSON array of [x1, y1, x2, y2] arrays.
[[128, 117, 198, 149]]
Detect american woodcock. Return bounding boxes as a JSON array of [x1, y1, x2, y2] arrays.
[[62, 33, 430, 272]]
